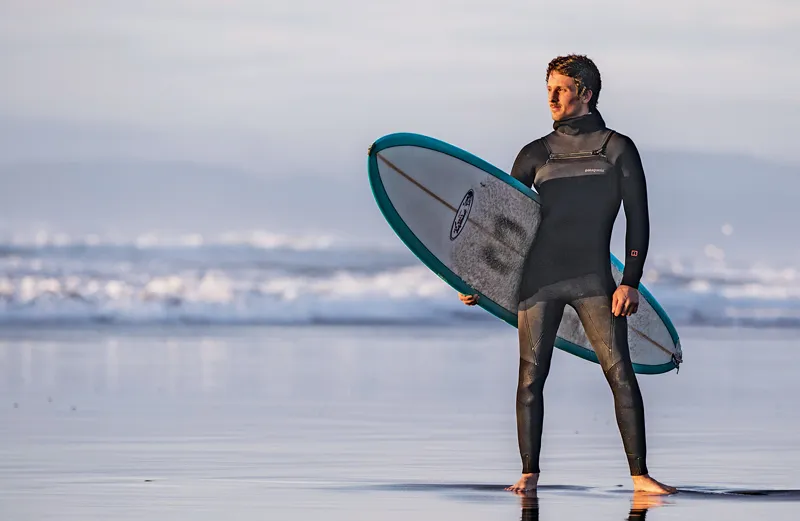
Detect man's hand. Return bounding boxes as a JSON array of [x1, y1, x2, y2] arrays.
[[612, 285, 639, 316], [458, 293, 479, 306]]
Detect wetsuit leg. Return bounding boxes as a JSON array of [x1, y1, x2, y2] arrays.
[[571, 293, 648, 476], [516, 299, 565, 474]]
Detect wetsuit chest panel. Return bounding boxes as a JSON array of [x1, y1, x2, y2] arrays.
[[533, 155, 615, 189]]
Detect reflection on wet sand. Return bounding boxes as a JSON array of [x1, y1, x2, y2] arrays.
[[518, 494, 538, 521], [515, 490, 665, 521], [628, 491, 665, 520]]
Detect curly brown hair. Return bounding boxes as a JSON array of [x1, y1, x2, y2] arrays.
[[546, 54, 602, 111]]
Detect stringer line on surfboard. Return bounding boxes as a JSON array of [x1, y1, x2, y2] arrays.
[[377, 152, 525, 257], [630, 327, 674, 356]]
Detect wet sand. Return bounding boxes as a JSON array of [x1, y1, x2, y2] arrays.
[[1, 324, 798, 520]]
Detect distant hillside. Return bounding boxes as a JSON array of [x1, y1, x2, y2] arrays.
[[1, 151, 798, 262], [0, 161, 374, 239]]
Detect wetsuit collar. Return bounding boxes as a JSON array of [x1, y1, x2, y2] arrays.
[[553, 110, 606, 135]]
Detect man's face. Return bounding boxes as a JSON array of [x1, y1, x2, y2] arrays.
[[547, 72, 591, 121]]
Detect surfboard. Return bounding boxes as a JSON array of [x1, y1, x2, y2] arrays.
[[367, 132, 682, 375]]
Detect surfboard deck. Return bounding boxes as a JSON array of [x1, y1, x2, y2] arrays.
[[367, 132, 682, 375]]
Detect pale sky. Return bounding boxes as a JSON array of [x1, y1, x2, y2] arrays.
[[1, 0, 799, 177]]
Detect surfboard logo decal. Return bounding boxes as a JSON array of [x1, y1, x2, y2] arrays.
[[450, 189, 474, 240]]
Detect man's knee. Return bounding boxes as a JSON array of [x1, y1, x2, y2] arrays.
[[604, 360, 641, 404], [517, 358, 546, 407]]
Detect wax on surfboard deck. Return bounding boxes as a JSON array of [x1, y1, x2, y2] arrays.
[[367, 132, 682, 375]]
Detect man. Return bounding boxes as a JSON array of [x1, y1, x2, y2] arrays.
[[459, 54, 675, 495]]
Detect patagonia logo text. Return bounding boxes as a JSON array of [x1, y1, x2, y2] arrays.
[[585, 168, 605, 173]]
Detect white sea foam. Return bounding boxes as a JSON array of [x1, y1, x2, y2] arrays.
[[2, 233, 800, 327], [0, 229, 342, 251]]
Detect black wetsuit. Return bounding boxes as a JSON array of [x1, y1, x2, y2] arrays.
[[510, 110, 650, 476]]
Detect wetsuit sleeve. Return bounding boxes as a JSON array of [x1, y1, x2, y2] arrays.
[[510, 140, 548, 189], [615, 136, 650, 288]]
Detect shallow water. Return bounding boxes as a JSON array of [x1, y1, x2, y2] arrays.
[[1, 324, 798, 519]]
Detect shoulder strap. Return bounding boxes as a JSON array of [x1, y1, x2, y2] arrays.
[[598, 130, 615, 155], [541, 136, 554, 159]]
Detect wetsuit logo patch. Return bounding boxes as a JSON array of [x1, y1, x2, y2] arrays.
[[450, 189, 474, 240], [584, 168, 605, 173]]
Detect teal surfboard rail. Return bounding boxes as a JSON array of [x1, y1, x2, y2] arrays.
[[367, 132, 680, 375]]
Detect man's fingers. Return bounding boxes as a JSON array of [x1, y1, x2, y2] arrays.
[[626, 301, 639, 316], [612, 294, 623, 316], [627, 294, 640, 315], [459, 293, 479, 306], [625, 300, 637, 316]]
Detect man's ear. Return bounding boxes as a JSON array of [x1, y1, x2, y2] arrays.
[[582, 89, 593, 105]]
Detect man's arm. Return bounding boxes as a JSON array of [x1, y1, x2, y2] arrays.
[[509, 141, 545, 188], [616, 135, 650, 288]]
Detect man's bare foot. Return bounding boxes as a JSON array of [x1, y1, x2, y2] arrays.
[[505, 473, 539, 494], [631, 474, 677, 495]]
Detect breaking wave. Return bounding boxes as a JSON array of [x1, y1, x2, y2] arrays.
[[1, 230, 800, 328]]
